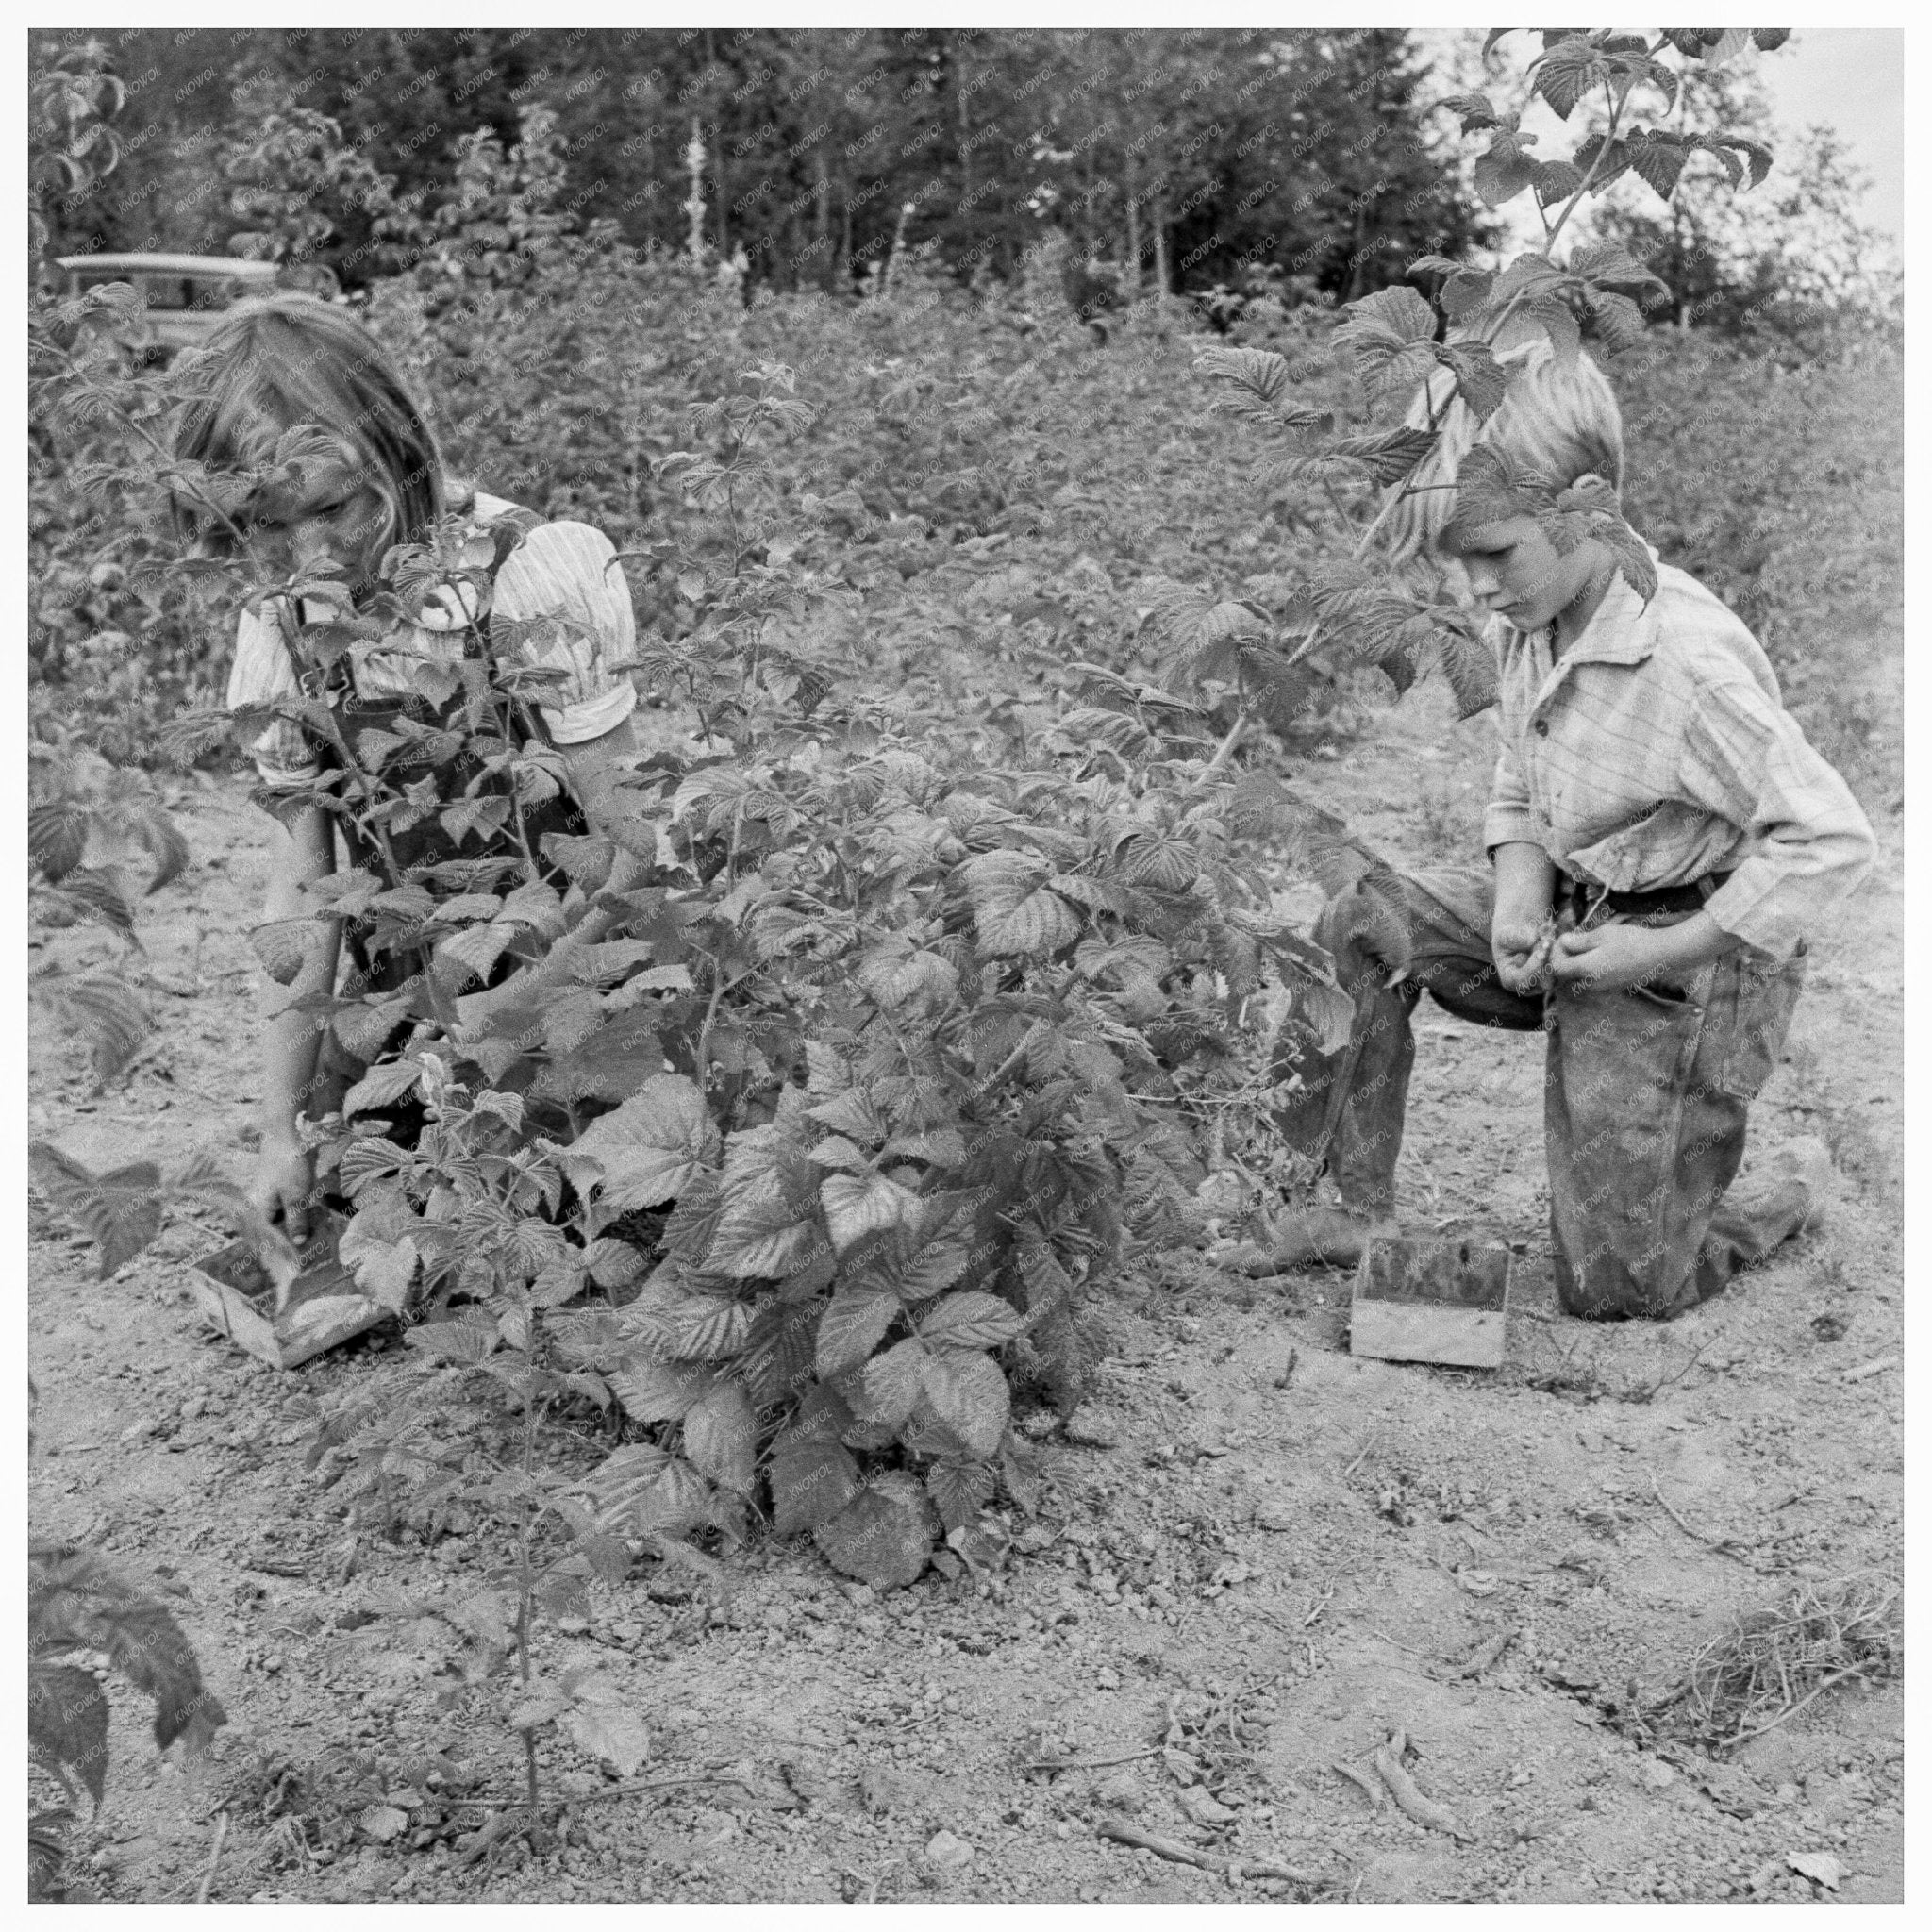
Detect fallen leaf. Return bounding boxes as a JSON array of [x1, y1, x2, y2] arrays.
[[566, 1696, 651, 1778]]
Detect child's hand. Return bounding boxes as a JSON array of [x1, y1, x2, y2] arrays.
[[1492, 910, 1557, 993], [249, 1136, 318, 1246], [1548, 922, 1676, 994]]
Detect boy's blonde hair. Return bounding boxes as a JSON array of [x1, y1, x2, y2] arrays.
[[171, 293, 444, 558], [1380, 316, 1625, 564]]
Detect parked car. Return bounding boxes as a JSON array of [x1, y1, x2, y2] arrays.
[[54, 253, 282, 358]]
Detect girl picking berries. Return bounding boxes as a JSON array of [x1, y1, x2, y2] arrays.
[[172, 294, 650, 1242]]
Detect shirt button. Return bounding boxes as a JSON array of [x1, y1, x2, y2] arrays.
[[1534, 720, 1549, 737]]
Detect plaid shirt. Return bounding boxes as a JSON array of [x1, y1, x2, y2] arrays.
[[1482, 553, 1874, 960]]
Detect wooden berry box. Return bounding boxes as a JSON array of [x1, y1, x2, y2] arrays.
[[1350, 1234, 1514, 1370], [189, 1210, 386, 1369]]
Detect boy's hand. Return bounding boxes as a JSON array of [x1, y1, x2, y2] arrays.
[[1553, 908, 1741, 993], [1548, 922, 1675, 994], [1492, 910, 1557, 993]]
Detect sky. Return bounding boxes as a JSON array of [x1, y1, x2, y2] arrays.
[[1757, 29, 1903, 239]]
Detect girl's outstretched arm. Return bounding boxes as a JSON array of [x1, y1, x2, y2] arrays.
[[252, 802, 341, 1242], [555, 711, 654, 895]]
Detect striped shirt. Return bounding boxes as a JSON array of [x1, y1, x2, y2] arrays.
[[225, 491, 638, 791], [1482, 551, 1874, 960]]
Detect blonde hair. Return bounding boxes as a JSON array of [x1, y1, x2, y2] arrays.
[[1379, 317, 1624, 564], [171, 294, 444, 560]]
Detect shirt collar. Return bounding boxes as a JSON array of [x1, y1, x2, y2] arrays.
[[1503, 543, 1664, 670]]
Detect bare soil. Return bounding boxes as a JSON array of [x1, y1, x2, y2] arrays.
[[27, 674, 1904, 1906]]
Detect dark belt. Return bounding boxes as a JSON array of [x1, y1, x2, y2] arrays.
[[1558, 870, 1732, 921]]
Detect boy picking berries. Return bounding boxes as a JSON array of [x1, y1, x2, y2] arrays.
[[1271, 349, 1874, 1320]]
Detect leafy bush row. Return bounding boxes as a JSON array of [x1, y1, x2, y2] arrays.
[[30, 1538, 227, 1899], [227, 374, 1367, 1587]]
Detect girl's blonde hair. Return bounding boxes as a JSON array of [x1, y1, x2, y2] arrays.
[[171, 293, 443, 558], [1379, 314, 1625, 564]]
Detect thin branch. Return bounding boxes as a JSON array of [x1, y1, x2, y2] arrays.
[[1096, 1820, 1318, 1886], [1646, 1468, 1714, 1541], [1646, 1468, 1754, 1563], [1320, 476, 1359, 537], [1544, 76, 1624, 254], [1197, 706, 1249, 780], [1721, 1665, 1874, 1753], [1280, 615, 1329, 668], [1024, 1747, 1162, 1773], [691, 951, 732, 1097], [193, 1811, 230, 1904]]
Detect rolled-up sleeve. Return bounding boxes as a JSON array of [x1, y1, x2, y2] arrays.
[[1680, 676, 1876, 959], [1483, 734, 1541, 855], [225, 602, 319, 791], [491, 522, 640, 746]]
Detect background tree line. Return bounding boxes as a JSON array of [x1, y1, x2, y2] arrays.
[[42, 26, 1493, 304]]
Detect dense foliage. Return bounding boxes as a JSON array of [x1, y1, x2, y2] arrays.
[[42, 26, 1489, 304], [27, 724, 190, 1087], [29, 1537, 228, 1899], [135, 360, 1363, 1586], [1614, 329, 1902, 791]]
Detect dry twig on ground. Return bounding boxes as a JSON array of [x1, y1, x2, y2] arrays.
[[1372, 1729, 1472, 1839], [1023, 1747, 1161, 1773], [193, 1812, 230, 1904], [1095, 1820, 1317, 1885], [1655, 1571, 1902, 1753], [1452, 1626, 1518, 1680], [1646, 1469, 1758, 1564], [1329, 1760, 1386, 1808]]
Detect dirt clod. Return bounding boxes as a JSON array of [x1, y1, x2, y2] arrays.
[[1063, 1406, 1122, 1448], [924, 1830, 974, 1876]]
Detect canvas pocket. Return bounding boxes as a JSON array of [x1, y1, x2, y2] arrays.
[[1711, 944, 1807, 1102], [1627, 978, 1691, 1010]]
